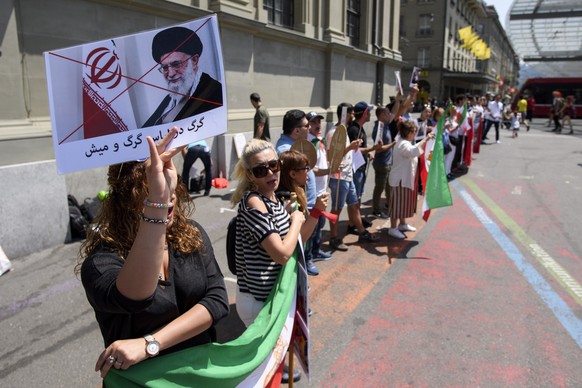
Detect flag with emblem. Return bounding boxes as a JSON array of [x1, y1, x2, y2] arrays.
[[82, 40, 137, 139]]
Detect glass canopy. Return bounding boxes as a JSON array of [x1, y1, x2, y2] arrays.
[[508, 0, 582, 78]]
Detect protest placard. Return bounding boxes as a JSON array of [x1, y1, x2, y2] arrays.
[[410, 66, 421, 87], [44, 14, 227, 173], [395, 70, 403, 95]]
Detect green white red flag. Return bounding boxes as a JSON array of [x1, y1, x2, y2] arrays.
[[421, 104, 453, 221], [105, 253, 299, 387]]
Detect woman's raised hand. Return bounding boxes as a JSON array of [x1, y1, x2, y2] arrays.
[[145, 127, 185, 202]]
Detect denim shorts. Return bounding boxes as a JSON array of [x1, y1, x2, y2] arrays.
[[328, 178, 358, 210], [353, 169, 367, 199]]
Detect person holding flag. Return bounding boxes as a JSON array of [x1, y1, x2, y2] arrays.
[[421, 106, 454, 221], [387, 121, 434, 239], [231, 139, 329, 383], [452, 95, 470, 174], [77, 128, 229, 380], [444, 106, 459, 179]]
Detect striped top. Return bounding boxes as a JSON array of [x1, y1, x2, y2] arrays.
[[235, 191, 290, 301]]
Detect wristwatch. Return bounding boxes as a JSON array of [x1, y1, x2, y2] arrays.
[[144, 334, 160, 357]]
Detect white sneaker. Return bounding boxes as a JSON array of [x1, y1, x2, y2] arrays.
[[398, 224, 417, 232], [388, 228, 406, 239], [496, 140, 501, 144]]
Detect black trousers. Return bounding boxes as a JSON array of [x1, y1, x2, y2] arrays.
[[483, 119, 500, 141], [182, 145, 212, 192]]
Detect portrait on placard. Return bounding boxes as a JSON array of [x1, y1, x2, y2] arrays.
[[44, 14, 226, 174], [410, 66, 421, 87]]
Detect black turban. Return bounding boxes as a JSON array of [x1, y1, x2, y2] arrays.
[[151, 26, 203, 63]]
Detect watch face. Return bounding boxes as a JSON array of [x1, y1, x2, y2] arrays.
[[146, 341, 159, 355]]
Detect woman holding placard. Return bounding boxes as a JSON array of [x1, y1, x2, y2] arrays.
[[77, 128, 229, 379]]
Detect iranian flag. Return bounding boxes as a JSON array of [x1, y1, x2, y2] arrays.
[[455, 102, 472, 166], [82, 39, 136, 139], [105, 252, 300, 388], [421, 104, 453, 221], [455, 102, 468, 127]]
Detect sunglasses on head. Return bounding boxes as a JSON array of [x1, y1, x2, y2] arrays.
[[250, 159, 280, 178]]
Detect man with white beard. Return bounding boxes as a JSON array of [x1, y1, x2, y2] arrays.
[[143, 26, 223, 127]]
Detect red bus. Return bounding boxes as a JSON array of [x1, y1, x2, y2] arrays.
[[512, 77, 582, 118]]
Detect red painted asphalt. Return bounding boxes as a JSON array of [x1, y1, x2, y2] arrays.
[[294, 176, 582, 386]]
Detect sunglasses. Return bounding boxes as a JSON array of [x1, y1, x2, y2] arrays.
[[250, 159, 280, 178]]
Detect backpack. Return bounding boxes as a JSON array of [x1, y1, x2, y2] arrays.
[[68, 194, 89, 239], [81, 196, 101, 222], [225, 215, 238, 275]]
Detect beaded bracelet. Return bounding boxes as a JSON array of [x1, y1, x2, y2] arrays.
[[144, 199, 172, 208], [141, 213, 170, 224]]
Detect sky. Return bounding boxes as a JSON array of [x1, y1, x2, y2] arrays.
[[483, 0, 512, 29]]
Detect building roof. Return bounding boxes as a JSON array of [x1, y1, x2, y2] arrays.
[[508, 0, 582, 77]]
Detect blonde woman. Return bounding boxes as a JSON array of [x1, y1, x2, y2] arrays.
[[230, 140, 306, 326], [231, 140, 328, 384]]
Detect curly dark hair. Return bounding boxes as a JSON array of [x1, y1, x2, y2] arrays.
[[76, 161, 201, 274]]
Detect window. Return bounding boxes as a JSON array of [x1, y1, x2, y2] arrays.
[[418, 14, 433, 36], [417, 47, 430, 68], [400, 15, 406, 37], [264, 0, 294, 29], [347, 0, 361, 47]]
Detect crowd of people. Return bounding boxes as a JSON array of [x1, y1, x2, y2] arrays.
[[546, 91, 576, 134], [77, 85, 576, 385]]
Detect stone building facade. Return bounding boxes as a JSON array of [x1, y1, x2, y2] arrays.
[[399, 0, 519, 105], [0, 0, 403, 258]]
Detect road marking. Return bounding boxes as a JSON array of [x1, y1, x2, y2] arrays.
[[463, 178, 582, 307], [511, 185, 522, 195], [220, 207, 236, 213], [453, 180, 582, 349], [224, 277, 237, 283]]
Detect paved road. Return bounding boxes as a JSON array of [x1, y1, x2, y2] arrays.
[[1, 120, 581, 387]]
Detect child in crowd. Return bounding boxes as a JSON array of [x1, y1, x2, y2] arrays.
[[511, 110, 521, 138]]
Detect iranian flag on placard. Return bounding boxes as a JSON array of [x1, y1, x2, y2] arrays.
[[82, 39, 137, 139], [421, 104, 453, 221]]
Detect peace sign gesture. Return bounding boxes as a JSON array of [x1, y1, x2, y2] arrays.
[[144, 127, 185, 202]]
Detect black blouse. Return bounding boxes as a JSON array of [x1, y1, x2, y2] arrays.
[[81, 221, 229, 355]]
